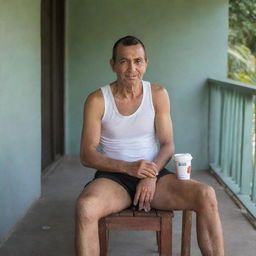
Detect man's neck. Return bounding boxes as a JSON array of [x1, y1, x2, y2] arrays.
[[113, 80, 143, 99]]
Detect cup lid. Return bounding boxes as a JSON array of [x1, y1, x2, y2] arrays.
[[173, 153, 193, 162]]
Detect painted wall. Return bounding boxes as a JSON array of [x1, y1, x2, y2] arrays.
[[0, 0, 41, 241], [65, 0, 228, 170]]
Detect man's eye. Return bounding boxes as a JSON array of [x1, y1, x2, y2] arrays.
[[119, 60, 126, 64], [136, 59, 142, 64]]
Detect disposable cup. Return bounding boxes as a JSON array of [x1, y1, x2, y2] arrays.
[[173, 153, 193, 180]]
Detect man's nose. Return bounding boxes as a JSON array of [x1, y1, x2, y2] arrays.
[[128, 62, 136, 71]]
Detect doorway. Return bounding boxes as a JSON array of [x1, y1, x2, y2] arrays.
[[41, 0, 65, 171]]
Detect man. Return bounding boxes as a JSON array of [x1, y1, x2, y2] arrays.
[[76, 35, 224, 256]]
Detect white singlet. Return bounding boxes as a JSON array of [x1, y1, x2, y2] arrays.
[[99, 80, 159, 162]]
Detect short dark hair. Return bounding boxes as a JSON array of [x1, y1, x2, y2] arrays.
[[112, 35, 147, 62]]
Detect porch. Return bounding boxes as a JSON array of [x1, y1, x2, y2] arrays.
[[0, 156, 255, 256], [1, 0, 256, 254]]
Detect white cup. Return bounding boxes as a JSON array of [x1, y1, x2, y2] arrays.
[[173, 153, 193, 180]]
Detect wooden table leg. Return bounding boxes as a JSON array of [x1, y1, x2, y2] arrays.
[[99, 218, 109, 256], [158, 211, 172, 256], [156, 231, 161, 253], [181, 210, 192, 256]]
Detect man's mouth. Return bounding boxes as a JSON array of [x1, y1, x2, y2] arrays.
[[126, 75, 137, 80]]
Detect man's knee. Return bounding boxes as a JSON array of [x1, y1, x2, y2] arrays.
[[196, 185, 218, 212], [76, 196, 103, 224]]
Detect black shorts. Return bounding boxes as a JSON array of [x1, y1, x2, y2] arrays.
[[84, 168, 174, 200]]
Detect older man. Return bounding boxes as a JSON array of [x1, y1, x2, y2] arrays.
[[76, 35, 224, 256]]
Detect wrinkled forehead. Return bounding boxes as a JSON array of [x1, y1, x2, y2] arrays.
[[115, 44, 147, 60]]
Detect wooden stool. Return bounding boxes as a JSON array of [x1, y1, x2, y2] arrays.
[[99, 208, 192, 256]]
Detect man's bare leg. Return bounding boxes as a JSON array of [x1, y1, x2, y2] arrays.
[[151, 174, 224, 256], [75, 178, 131, 256]]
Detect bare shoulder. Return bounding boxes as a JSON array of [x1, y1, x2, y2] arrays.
[[151, 84, 170, 111], [85, 89, 103, 104], [151, 84, 169, 98], [83, 89, 104, 118], [151, 83, 166, 92]]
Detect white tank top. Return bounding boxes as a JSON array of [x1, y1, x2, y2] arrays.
[[100, 80, 158, 162]]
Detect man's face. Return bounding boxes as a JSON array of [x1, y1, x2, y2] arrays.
[[110, 44, 148, 86]]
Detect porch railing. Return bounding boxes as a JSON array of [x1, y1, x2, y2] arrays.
[[208, 78, 256, 218]]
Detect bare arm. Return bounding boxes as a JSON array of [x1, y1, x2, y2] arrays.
[[152, 85, 175, 172], [80, 90, 157, 178], [80, 90, 126, 172]]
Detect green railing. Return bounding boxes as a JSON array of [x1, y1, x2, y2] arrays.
[[208, 78, 256, 218]]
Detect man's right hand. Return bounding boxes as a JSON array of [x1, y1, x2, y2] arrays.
[[125, 160, 158, 178]]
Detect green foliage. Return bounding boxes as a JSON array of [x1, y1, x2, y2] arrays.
[[228, 44, 256, 84], [229, 0, 256, 55], [228, 0, 256, 85]]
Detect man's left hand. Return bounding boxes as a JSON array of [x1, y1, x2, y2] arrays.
[[133, 177, 157, 211]]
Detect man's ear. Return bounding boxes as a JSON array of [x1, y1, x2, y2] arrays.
[[110, 59, 115, 72], [144, 59, 148, 73], [145, 59, 149, 68]]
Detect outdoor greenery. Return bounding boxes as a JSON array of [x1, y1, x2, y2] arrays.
[[228, 0, 256, 85]]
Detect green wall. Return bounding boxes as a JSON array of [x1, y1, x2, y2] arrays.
[[65, 0, 228, 170], [0, 0, 41, 241]]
